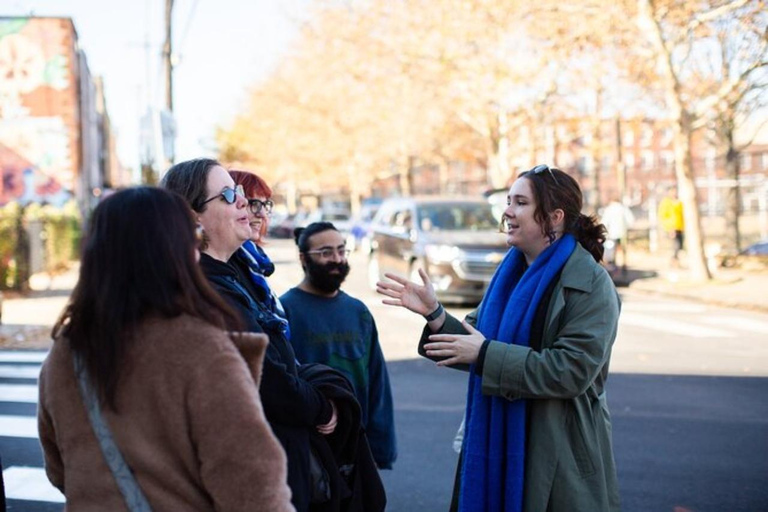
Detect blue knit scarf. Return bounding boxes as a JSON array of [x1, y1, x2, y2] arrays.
[[239, 240, 291, 340], [459, 234, 576, 512]]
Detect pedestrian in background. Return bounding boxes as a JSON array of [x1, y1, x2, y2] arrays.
[[162, 160, 338, 512], [658, 186, 685, 267], [37, 187, 293, 511], [600, 195, 635, 273], [377, 165, 621, 512], [281, 222, 397, 470]]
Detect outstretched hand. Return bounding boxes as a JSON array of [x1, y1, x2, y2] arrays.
[[376, 269, 438, 316], [423, 321, 486, 367]]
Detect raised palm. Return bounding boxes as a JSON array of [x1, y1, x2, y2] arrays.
[[376, 269, 437, 316]]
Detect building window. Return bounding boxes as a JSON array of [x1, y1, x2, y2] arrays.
[[623, 129, 634, 147], [641, 150, 654, 171], [661, 150, 674, 170], [624, 153, 635, 170], [660, 127, 673, 147], [601, 155, 612, 173], [741, 153, 752, 171], [641, 126, 653, 147]]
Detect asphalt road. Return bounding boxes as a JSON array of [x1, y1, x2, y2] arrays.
[[2, 239, 767, 511]]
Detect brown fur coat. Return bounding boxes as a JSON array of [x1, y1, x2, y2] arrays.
[[37, 314, 295, 511]]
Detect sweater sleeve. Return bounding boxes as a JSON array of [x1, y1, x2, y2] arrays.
[[364, 316, 397, 469], [37, 362, 65, 492], [417, 310, 475, 372], [481, 269, 620, 401], [187, 336, 295, 512]]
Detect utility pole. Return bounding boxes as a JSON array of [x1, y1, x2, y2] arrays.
[[163, 0, 174, 114], [162, 0, 176, 167]]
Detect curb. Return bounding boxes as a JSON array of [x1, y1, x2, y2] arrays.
[[625, 281, 768, 314]]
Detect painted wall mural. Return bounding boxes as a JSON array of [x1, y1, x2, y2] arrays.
[[0, 17, 77, 206]]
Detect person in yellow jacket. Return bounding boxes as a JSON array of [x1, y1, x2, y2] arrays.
[[658, 186, 685, 265]]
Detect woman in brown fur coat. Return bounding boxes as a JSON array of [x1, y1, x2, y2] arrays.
[[37, 187, 294, 511]]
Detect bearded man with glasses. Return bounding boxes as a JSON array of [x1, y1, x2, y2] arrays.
[[280, 222, 398, 472]]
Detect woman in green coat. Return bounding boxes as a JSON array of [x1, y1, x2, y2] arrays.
[[377, 165, 621, 512]]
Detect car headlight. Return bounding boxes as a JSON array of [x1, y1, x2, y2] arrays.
[[425, 244, 461, 263]]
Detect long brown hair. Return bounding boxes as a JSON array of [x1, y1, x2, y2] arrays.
[[54, 187, 240, 410]]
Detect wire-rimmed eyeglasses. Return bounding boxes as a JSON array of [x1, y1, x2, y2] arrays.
[[201, 184, 245, 207], [306, 247, 351, 259], [530, 164, 559, 185], [248, 198, 274, 215]]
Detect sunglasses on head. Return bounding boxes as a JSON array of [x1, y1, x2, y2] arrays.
[[248, 198, 274, 215], [201, 184, 245, 207], [530, 164, 559, 185]]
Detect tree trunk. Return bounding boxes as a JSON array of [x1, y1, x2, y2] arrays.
[[724, 129, 741, 253], [639, 0, 711, 281], [488, 109, 512, 189], [675, 112, 712, 281]]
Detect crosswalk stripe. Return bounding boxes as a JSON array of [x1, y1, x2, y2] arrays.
[[622, 302, 708, 314], [0, 383, 38, 403], [0, 365, 41, 379], [620, 312, 735, 338], [3, 466, 65, 503], [700, 316, 768, 335], [0, 351, 48, 363], [0, 414, 38, 438]]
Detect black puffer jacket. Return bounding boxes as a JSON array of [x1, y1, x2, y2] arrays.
[[200, 252, 333, 512]]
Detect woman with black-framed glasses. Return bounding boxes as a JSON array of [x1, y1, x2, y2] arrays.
[[162, 159, 343, 512], [377, 165, 621, 512]]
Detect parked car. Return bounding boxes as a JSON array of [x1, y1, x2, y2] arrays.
[[367, 196, 508, 305], [721, 238, 768, 268], [300, 208, 353, 239], [268, 212, 298, 239], [349, 199, 383, 253]]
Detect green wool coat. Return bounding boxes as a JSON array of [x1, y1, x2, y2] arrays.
[[421, 243, 621, 512]]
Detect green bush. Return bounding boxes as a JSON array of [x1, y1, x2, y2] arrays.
[[0, 201, 82, 290], [0, 202, 22, 289]]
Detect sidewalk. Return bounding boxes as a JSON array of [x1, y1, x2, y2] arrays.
[[613, 249, 768, 313], [1, 252, 766, 350], [0, 265, 79, 349]]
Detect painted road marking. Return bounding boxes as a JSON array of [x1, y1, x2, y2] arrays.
[[620, 313, 735, 338], [0, 365, 41, 379], [0, 415, 38, 438], [3, 466, 65, 503], [0, 383, 38, 403], [0, 351, 48, 363]]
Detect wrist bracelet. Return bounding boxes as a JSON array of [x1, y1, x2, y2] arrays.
[[424, 303, 444, 322]]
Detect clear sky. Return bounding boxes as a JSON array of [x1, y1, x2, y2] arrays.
[[5, 0, 305, 179]]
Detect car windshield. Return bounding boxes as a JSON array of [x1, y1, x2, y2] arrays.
[[323, 212, 350, 221], [417, 203, 498, 231]]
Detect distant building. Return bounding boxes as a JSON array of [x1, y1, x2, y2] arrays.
[[0, 16, 123, 213]]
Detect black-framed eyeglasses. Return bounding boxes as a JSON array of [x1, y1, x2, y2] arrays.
[[530, 164, 559, 185], [201, 185, 244, 207], [248, 198, 274, 215], [306, 247, 351, 259]]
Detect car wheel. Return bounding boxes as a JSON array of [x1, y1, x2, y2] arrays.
[[368, 254, 381, 290]]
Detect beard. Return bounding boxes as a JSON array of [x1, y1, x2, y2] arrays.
[[305, 257, 350, 294]]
